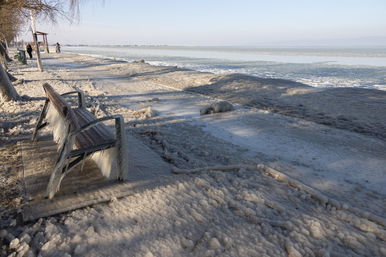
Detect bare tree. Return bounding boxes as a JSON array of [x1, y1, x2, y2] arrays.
[[0, 64, 19, 102], [0, 43, 12, 63], [0, 0, 80, 21], [0, 0, 80, 102], [0, 38, 20, 101]]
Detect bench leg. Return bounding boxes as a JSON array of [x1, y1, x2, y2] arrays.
[[115, 116, 128, 180], [46, 130, 75, 199], [32, 99, 49, 141]]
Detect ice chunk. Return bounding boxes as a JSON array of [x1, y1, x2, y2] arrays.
[[310, 221, 324, 239], [208, 237, 221, 249], [74, 244, 87, 255], [16, 242, 29, 256], [285, 241, 302, 257], [20, 233, 31, 244], [132, 106, 158, 119], [9, 238, 19, 249], [181, 238, 194, 249], [144, 251, 154, 257]]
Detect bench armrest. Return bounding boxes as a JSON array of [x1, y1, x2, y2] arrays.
[[70, 115, 124, 138], [61, 91, 85, 108]]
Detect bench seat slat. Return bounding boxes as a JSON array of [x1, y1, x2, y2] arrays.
[[73, 108, 114, 139], [73, 108, 115, 150]]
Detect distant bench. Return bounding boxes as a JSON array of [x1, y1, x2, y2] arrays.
[[32, 83, 128, 199]]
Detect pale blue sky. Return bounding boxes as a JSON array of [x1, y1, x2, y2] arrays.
[[22, 0, 386, 46]]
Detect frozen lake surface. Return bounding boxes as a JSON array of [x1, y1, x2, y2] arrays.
[[64, 45, 386, 90]]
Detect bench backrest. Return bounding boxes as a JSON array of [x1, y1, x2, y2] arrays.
[[43, 83, 80, 130], [42, 83, 116, 149]]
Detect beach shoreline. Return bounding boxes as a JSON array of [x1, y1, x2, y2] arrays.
[[62, 45, 386, 92], [1, 52, 386, 256], [58, 51, 386, 140]]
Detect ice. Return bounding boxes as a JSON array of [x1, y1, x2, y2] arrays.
[[208, 237, 221, 249], [30, 232, 45, 249], [9, 238, 19, 249], [379, 247, 386, 256], [25, 250, 35, 257], [204, 250, 215, 257], [46, 100, 118, 179], [309, 221, 324, 238], [16, 242, 29, 257], [74, 244, 87, 255], [71, 234, 82, 244], [46, 104, 69, 148], [91, 147, 118, 179], [20, 234, 31, 244], [65, 45, 386, 91], [181, 238, 194, 249], [143, 251, 154, 257], [132, 106, 158, 119], [285, 242, 302, 257], [3, 51, 386, 257]]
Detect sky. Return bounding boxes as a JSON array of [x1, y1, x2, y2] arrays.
[[20, 0, 386, 46]]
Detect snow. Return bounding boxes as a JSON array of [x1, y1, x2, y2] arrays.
[[1, 52, 386, 257]]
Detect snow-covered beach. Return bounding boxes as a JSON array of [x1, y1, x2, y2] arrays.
[[1, 52, 386, 257]]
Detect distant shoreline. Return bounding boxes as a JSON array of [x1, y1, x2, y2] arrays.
[[62, 45, 386, 57]]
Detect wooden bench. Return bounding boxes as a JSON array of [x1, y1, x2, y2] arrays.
[[32, 83, 128, 199]]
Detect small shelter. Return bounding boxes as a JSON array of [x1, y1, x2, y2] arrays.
[[35, 31, 49, 53]]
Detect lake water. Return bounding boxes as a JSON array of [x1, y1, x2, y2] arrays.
[[63, 46, 386, 90]]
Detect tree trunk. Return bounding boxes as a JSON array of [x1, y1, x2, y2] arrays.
[[0, 63, 19, 102], [0, 42, 12, 62], [3, 40, 9, 56]]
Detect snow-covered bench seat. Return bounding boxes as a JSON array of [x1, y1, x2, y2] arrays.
[[32, 83, 128, 199]]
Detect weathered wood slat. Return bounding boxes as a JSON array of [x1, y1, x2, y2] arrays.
[[43, 83, 80, 131], [43, 83, 115, 150], [73, 108, 115, 149]]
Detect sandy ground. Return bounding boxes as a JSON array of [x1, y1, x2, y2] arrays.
[[1, 52, 386, 257]]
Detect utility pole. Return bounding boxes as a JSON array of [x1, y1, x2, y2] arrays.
[[30, 10, 43, 72]]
